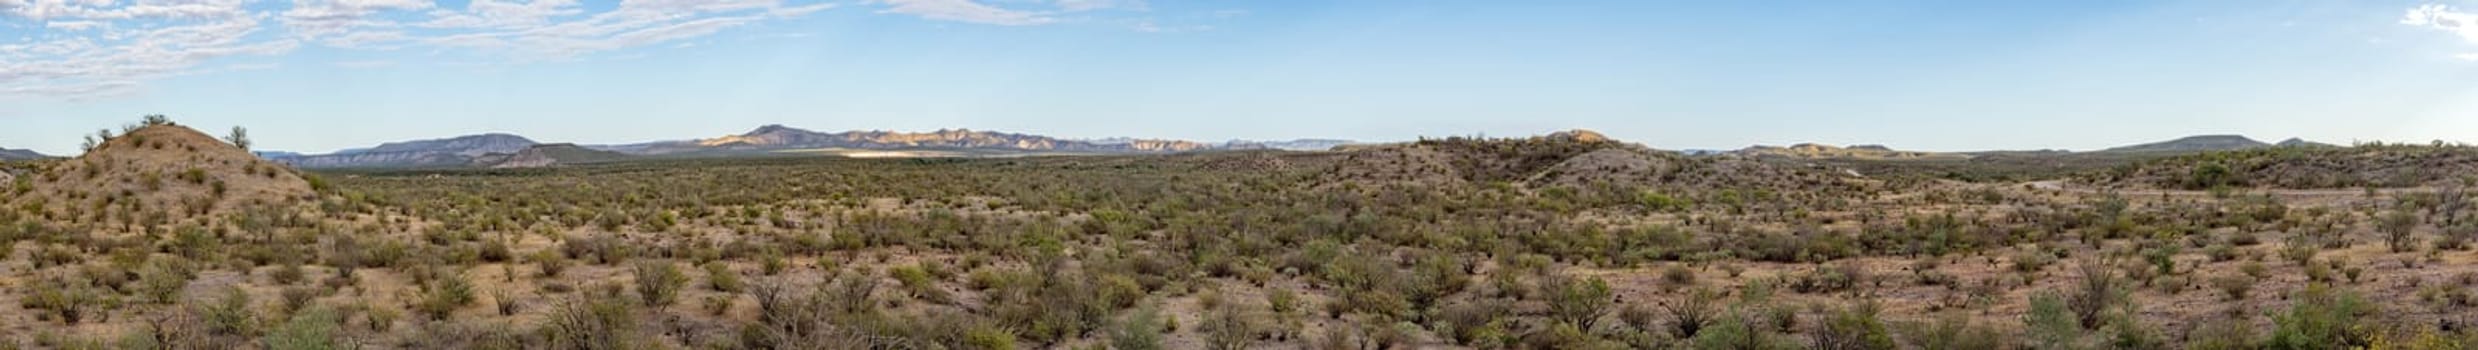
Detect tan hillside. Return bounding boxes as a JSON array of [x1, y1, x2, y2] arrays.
[[12, 123, 314, 226]]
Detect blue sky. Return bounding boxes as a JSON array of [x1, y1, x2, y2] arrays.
[[4, 0, 2478, 155]]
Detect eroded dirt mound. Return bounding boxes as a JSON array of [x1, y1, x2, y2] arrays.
[[13, 124, 314, 225]]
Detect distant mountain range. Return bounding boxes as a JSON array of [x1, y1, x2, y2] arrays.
[[0, 147, 46, 160], [472, 144, 632, 168], [2098, 135, 2271, 153], [1729, 143, 1961, 160], [595, 125, 1238, 155], [264, 134, 537, 168], [1219, 139, 1357, 151], [240, 125, 2346, 169], [258, 124, 1359, 168]]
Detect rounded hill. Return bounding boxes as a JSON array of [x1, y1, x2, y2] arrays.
[[11, 123, 315, 226]]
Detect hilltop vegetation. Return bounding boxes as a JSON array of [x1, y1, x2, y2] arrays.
[[2090, 142, 2478, 189], [2, 118, 2477, 349]]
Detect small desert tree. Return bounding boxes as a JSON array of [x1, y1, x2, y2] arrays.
[[2066, 259, 2128, 330], [225, 126, 251, 151], [2380, 210, 2419, 253]]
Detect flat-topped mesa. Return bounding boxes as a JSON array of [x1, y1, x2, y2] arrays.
[[14, 123, 314, 225]]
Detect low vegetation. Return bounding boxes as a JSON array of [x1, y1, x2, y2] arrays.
[[1, 118, 2476, 348]]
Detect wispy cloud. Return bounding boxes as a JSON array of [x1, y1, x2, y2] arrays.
[[2, 0, 287, 100], [873, 0, 1055, 26], [300, 0, 834, 60], [2404, 4, 2478, 60], [1057, 0, 1147, 12], [865, 0, 1170, 26], [4, 0, 1211, 101], [1, 0, 841, 100], [334, 60, 395, 69]]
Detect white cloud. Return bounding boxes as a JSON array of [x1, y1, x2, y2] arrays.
[[44, 20, 104, 30], [1057, 0, 1145, 12], [873, 0, 1054, 26], [333, 60, 394, 68], [2404, 4, 2478, 60], [418, 0, 584, 30], [2405, 4, 2478, 43], [335, 0, 837, 59], [2, 0, 286, 100], [3, 0, 842, 99], [281, 0, 434, 38], [3, 0, 1205, 101]]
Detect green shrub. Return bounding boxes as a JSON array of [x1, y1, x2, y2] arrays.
[[263, 307, 344, 350], [532, 250, 569, 278], [547, 297, 643, 350], [1111, 303, 1167, 350], [633, 261, 687, 308], [1541, 274, 1613, 329], [1813, 302, 1896, 350], [1664, 288, 1721, 339], [199, 286, 257, 337], [1895, 313, 2004, 350], [704, 262, 743, 293], [479, 239, 513, 263], [2185, 315, 2257, 350], [2211, 274, 2255, 301], [1790, 264, 1866, 294], [415, 272, 476, 320], [2264, 285, 2375, 349], [2023, 293, 2083, 349], [890, 264, 952, 304], [1691, 310, 1797, 350], [1435, 298, 1513, 346], [2064, 260, 2127, 330], [1201, 300, 1260, 350]]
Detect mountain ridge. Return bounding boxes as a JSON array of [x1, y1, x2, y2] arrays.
[[266, 133, 537, 168], [600, 124, 1246, 156], [473, 143, 632, 168], [0, 147, 46, 160], [2099, 135, 2270, 153]]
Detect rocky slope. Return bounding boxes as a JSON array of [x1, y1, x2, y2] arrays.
[[11, 123, 314, 225]]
